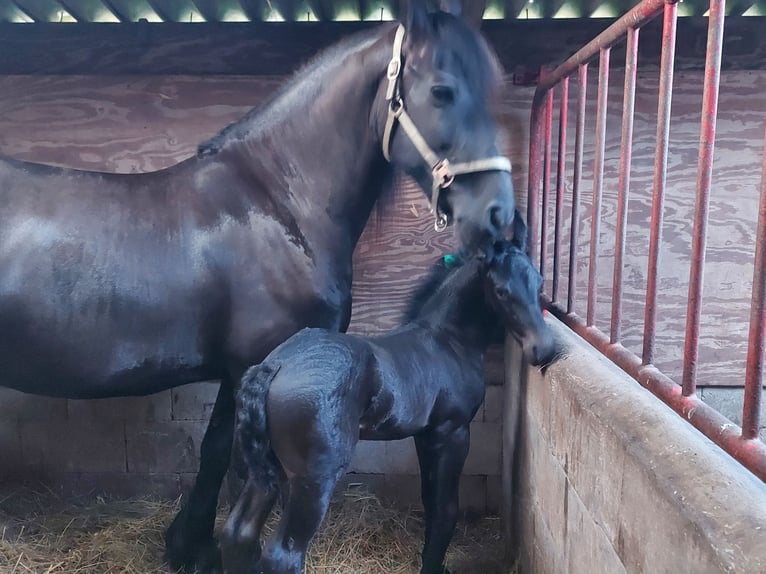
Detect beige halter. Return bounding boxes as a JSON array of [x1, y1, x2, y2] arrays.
[[382, 24, 512, 232]]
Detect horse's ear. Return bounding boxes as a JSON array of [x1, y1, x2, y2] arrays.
[[511, 209, 528, 253], [399, 0, 429, 39], [456, 0, 487, 30]]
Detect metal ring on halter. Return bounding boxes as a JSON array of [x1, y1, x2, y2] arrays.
[[434, 213, 449, 232]]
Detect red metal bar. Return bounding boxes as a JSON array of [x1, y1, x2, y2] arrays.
[[610, 27, 639, 344], [527, 97, 544, 264], [587, 48, 610, 327], [642, 0, 678, 365], [742, 124, 766, 440], [541, 90, 554, 277], [681, 0, 726, 396], [568, 64, 588, 315], [527, 0, 766, 482], [552, 78, 569, 303], [534, 0, 667, 95], [529, 0, 668, 269], [544, 295, 766, 483]]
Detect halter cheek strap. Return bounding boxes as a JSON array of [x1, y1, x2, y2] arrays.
[[381, 24, 513, 232]]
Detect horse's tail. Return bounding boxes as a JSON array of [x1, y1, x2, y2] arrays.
[[236, 363, 283, 491]]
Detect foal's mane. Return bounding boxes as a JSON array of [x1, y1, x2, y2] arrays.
[[402, 255, 477, 324]]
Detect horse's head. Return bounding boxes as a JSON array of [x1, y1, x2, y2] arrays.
[[485, 212, 561, 369], [378, 0, 514, 259]]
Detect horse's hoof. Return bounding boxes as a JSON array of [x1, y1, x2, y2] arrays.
[[165, 513, 222, 574], [165, 537, 222, 574]]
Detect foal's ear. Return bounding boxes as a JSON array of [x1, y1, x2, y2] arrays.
[[510, 209, 528, 253], [399, 0, 429, 39]]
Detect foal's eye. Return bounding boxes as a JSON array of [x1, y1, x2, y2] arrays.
[[494, 286, 507, 299], [431, 85, 455, 107]]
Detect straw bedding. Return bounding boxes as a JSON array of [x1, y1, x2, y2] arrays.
[[0, 485, 510, 574]]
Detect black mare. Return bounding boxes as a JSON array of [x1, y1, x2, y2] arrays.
[[221, 213, 561, 574], [0, 2, 515, 572]]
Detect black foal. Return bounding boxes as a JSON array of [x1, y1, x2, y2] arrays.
[[221, 222, 560, 574]]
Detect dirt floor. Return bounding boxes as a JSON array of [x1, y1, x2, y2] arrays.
[[0, 484, 511, 574]]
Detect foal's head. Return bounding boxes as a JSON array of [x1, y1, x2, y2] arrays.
[[404, 211, 560, 368], [484, 216, 560, 368], [379, 0, 514, 257]]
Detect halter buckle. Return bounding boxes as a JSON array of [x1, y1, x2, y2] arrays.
[[390, 97, 404, 116], [433, 159, 455, 189], [387, 58, 401, 81]]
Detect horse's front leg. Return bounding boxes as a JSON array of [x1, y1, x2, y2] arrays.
[[165, 377, 236, 574], [415, 425, 471, 574]]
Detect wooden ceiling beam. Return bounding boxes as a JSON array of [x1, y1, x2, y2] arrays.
[[144, 0, 175, 21], [237, 0, 265, 20], [10, 0, 50, 21], [306, 0, 332, 19]]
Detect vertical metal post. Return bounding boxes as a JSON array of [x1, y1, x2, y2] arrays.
[[553, 78, 569, 303], [528, 93, 545, 265], [541, 90, 555, 278], [681, 0, 726, 396], [568, 64, 588, 315], [742, 124, 766, 441], [587, 48, 610, 327], [642, 0, 678, 365], [611, 27, 639, 344]]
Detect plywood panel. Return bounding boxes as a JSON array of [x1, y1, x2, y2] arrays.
[[0, 70, 763, 382]]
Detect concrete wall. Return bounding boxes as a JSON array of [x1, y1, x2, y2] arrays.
[[503, 318, 766, 574]]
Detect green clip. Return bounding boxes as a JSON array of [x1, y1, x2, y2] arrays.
[[443, 254, 459, 268]]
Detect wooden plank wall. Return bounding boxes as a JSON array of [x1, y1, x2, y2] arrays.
[[0, 67, 764, 491]]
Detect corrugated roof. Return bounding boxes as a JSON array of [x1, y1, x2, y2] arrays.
[[1, 0, 763, 23]]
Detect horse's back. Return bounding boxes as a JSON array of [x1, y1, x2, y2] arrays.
[[0, 155, 225, 397]]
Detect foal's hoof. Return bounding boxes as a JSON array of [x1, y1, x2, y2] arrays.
[[165, 517, 222, 574]]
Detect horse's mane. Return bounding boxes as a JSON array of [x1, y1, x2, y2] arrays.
[[197, 11, 501, 158], [197, 27, 389, 157]]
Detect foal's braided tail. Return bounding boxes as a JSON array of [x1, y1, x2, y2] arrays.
[[236, 363, 282, 490]]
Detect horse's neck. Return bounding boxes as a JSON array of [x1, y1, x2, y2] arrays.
[[231, 29, 395, 249]]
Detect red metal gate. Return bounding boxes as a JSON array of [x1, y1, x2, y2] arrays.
[[527, 0, 766, 482]]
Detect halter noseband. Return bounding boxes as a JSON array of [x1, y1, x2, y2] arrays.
[[381, 24, 513, 232]]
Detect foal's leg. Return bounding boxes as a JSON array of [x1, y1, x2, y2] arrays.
[[415, 425, 471, 574], [166, 377, 236, 573], [260, 476, 337, 574], [221, 477, 278, 574]]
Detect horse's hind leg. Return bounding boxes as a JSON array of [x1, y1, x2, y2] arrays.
[[166, 377, 236, 574], [415, 425, 471, 574], [221, 477, 278, 574], [260, 475, 337, 574]]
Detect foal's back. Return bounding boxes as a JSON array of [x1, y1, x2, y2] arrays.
[[257, 321, 486, 470]]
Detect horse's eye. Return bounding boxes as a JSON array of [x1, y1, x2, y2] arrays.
[[431, 85, 455, 107], [495, 286, 507, 299]]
